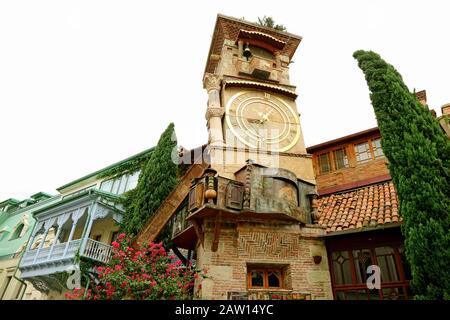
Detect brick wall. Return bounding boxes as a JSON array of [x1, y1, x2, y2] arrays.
[[316, 158, 390, 195], [308, 129, 392, 195], [195, 219, 333, 300]]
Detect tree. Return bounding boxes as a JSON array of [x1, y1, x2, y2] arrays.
[[66, 234, 203, 300], [121, 123, 178, 236], [353, 50, 450, 299], [256, 16, 286, 32]]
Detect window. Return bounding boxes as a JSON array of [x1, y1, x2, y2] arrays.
[[354, 142, 372, 163], [247, 267, 284, 289], [372, 139, 384, 158], [318, 153, 331, 174], [100, 171, 140, 195], [9, 224, 24, 240], [329, 243, 411, 300], [333, 148, 349, 170], [110, 231, 119, 244]]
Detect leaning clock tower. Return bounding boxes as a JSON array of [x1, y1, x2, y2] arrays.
[[203, 15, 314, 184], [185, 15, 333, 300]]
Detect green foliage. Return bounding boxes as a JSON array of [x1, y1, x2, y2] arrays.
[[353, 50, 450, 300], [256, 16, 287, 32], [120, 123, 178, 236], [97, 152, 153, 180]]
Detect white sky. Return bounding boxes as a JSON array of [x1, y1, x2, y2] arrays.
[[1, 0, 449, 201]]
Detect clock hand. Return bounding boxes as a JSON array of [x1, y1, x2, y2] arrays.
[[261, 109, 274, 123]]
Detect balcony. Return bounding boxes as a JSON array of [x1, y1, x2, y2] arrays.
[[167, 165, 316, 251], [21, 239, 113, 272], [18, 189, 123, 293]]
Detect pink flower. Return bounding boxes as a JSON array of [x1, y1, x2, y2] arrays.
[[115, 264, 123, 271], [175, 260, 182, 266], [112, 241, 120, 249], [118, 233, 126, 240], [150, 281, 157, 286]]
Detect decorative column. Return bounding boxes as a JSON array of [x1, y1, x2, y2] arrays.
[[63, 208, 84, 257], [79, 203, 99, 256], [26, 222, 42, 251], [203, 73, 224, 146], [32, 219, 54, 263], [47, 212, 70, 260], [238, 40, 244, 59]]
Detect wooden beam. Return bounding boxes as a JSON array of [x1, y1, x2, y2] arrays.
[[191, 219, 204, 247], [211, 211, 222, 252], [171, 246, 188, 266], [133, 163, 209, 246]]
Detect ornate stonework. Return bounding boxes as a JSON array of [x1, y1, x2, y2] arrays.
[[205, 107, 225, 121], [203, 73, 221, 92]]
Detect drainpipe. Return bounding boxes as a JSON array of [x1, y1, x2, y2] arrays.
[[12, 221, 39, 300]]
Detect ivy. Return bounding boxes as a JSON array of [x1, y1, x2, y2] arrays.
[[97, 151, 153, 180]]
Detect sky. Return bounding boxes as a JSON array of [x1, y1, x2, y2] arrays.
[[0, 0, 449, 201]]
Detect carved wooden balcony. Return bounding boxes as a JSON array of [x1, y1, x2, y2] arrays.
[[168, 164, 316, 251], [186, 165, 314, 224], [18, 189, 123, 293]]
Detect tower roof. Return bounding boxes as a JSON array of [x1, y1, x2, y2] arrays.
[[204, 14, 302, 75]]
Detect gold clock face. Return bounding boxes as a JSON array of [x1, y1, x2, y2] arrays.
[[225, 90, 301, 152]]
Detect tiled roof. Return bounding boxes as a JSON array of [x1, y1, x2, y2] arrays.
[[315, 181, 401, 233]]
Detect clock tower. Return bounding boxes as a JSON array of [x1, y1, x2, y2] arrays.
[[182, 15, 333, 300], [203, 15, 314, 184]]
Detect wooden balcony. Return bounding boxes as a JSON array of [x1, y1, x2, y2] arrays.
[[20, 238, 113, 278], [82, 238, 113, 264], [167, 165, 316, 252]]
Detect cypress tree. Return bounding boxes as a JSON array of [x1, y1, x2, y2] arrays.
[[353, 50, 450, 299], [121, 123, 178, 236]]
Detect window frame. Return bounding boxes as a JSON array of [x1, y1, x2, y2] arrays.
[[333, 147, 349, 170], [9, 223, 24, 241], [247, 267, 284, 290], [327, 234, 410, 300], [317, 152, 331, 174]]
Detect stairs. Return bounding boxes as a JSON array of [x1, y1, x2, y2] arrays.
[[134, 163, 209, 245]]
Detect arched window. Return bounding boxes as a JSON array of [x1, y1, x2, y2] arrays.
[[10, 223, 24, 240]]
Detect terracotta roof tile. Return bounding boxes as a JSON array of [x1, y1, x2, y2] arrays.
[[315, 181, 402, 233]]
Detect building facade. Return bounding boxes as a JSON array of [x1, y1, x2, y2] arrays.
[[2, 14, 448, 301], [137, 14, 334, 300], [0, 148, 152, 299], [0, 193, 54, 300]]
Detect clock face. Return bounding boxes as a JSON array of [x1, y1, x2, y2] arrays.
[[225, 90, 301, 152]]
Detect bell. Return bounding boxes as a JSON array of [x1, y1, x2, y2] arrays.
[[243, 44, 252, 60]]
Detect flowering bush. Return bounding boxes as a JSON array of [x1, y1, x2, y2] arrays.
[[66, 233, 203, 300]]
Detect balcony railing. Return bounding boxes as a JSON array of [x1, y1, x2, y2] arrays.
[[21, 239, 82, 267], [82, 238, 113, 264], [20, 238, 114, 269]]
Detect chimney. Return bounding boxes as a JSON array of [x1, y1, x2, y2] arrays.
[[415, 90, 427, 106]]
